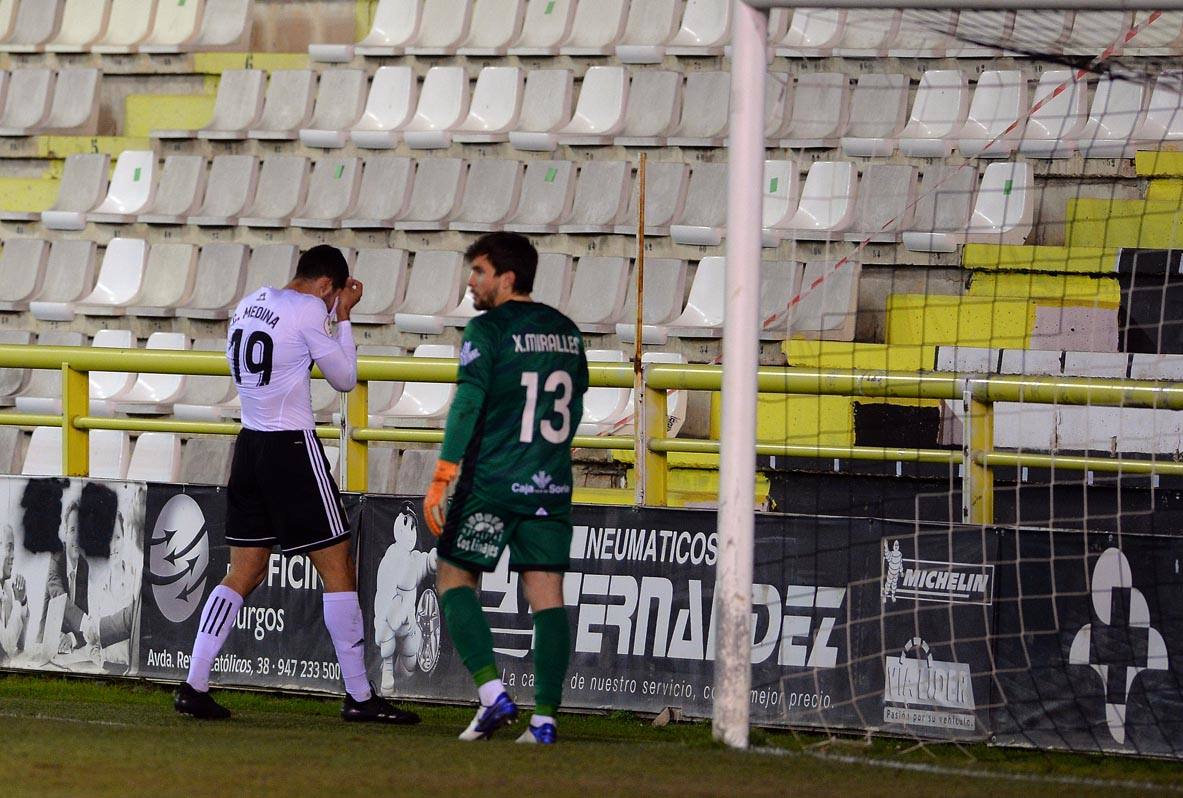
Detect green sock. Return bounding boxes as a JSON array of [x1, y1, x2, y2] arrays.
[[532, 606, 570, 717], [440, 586, 499, 687]]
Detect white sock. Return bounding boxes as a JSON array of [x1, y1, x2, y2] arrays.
[[478, 678, 505, 707], [531, 714, 556, 728], [324, 591, 372, 702], [187, 585, 244, 692]]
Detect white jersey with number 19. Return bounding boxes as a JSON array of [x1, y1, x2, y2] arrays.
[[227, 286, 358, 432]]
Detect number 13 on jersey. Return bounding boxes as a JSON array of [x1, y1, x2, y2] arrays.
[[519, 370, 573, 443]]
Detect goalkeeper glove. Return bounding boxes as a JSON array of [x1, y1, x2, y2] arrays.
[[423, 460, 459, 537]]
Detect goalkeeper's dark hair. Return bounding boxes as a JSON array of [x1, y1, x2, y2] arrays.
[[296, 244, 349, 290], [465, 232, 537, 295]]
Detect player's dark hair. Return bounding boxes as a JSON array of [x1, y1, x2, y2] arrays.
[[295, 244, 349, 290], [465, 232, 537, 295]]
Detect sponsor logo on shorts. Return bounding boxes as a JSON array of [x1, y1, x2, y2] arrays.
[[511, 470, 572, 496], [456, 512, 505, 560]]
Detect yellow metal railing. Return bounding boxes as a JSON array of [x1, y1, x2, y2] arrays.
[[3, 343, 1183, 523]]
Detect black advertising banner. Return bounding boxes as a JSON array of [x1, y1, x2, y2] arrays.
[[359, 497, 996, 737], [990, 530, 1183, 757], [136, 483, 364, 694]]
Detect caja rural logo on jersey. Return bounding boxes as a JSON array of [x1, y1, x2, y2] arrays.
[[147, 494, 210, 623], [881, 538, 994, 606], [512, 470, 572, 496]]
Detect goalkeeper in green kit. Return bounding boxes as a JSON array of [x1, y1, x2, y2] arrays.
[[423, 232, 589, 744]]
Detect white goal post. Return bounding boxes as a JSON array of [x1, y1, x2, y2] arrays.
[[714, 0, 1183, 751]]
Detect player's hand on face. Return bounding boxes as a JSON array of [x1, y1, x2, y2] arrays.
[[336, 278, 365, 318]]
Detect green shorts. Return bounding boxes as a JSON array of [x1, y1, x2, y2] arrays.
[[439, 492, 572, 573]]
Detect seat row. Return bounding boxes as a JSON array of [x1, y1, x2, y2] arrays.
[[0, 0, 252, 54], [0, 68, 99, 137], [158, 65, 1183, 157], [313, 0, 1183, 61]]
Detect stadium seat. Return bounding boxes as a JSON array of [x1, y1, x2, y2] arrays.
[[603, 352, 689, 438], [348, 345, 407, 429], [365, 444, 400, 495], [786, 260, 859, 341], [777, 8, 845, 55], [92, 0, 157, 53], [458, 0, 526, 55], [1078, 76, 1147, 159], [667, 0, 731, 56], [175, 242, 249, 320], [1, 0, 64, 52], [965, 161, 1034, 245], [41, 68, 100, 136], [779, 161, 858, 242], [115, 333, 190, 416], [126, 433, 183, 481], [350, 249, 409, 325], [449, 158, 524, 232], [139, 155, 207, 224], [503, 159, 576, 233], [553, 66, 629, 146], [193, 69, 266, 140], [510, 0, 575, 55], [576, 350, 631, 436], [897, 69, 970, 157], [1064, 10, 1133, 54], [139, 0, 204, 52], [615, 0, 682, 63], [403, 66, 473, 149], [901, 164, 978, 252], [239, 155, 311, 228], [87, 329, 139, 412], [395, 448, 440, 493], [533, 252, 573, 311], [193, 0, 252, 51], [26, 239, 98, 321], [670, 162, 728, 246], [1127, 10, 1183, 53], [840, 74, 909, 157], [89, 150, 157, 224], [614, 160, 690, 237], [22, 428, 130, 479], [312, 0, 418, 59], [957, 70, 1026, 158], [889, 9, 957, 57], [756, 260, 803, 340], [613, 259, 688, 344], [299, 69, 368, 149], [1008, 10, 1072, 54], [667, 71, 730, 147], [0, 67, 54, 136], [834, 9, 900, 55], [776, 72, 850, 149], [190, 154, 260, 226], [350, 65, 418, 149], [654, 256, 723, 338], [759, 160, 801, 247], [946, 10, 1010, 56], [291, 157, 362, 228], [566, 256, 629, 333], [249, 69, 316, 140], [847, 164, 918, 243], [561, 0, 628, 55], [179, 435, 235, 484], [393, 157, 466, 231], [1019, 70, 1088, 158], [46, 0, 108, 52], [406, 0, 473, 55], [0, 238, 49, 312], [13, 330, 85, 413], [243, 244, 298, 293], [33, 151, 108, 225], [0, 427, 21, 473], [1134, 71, 1183, 146], [393, 251, 466, 335], [383, 344, 457, 426], [508, 68, 574, 151], [173, 339, 238, 422], [559, 161, 632, 234], [76, 238, 149, 317], [0, 330, 33, 406], [127, 243, 198, 317], [343, 155, 415, 229], [615, 69, 682, 147], [451, 66, 524, 144]]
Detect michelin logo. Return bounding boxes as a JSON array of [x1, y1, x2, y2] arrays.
[[881, 538, 993, 606], [883, 637, 976, 731], [511, 470, 572, 496]]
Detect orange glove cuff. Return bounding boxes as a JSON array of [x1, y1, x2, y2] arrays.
[[432, 460, 459, 483]]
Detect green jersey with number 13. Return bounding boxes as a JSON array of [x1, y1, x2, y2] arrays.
[[446, 301, 589, 516]]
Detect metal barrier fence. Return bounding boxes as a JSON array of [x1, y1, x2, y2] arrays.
[[2, 343, 1182, 524]]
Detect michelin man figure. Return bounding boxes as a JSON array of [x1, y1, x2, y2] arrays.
[[374, 503, 438, 694], [882, 540, 903, 604]]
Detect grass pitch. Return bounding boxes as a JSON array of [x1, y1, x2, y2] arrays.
[[1, 673, 1181, 797]]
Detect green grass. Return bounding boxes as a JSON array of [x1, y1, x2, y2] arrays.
[[0, 673, 1180, 798]]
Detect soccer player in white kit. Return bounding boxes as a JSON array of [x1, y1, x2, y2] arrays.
[[174, 245, 419, 724]]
